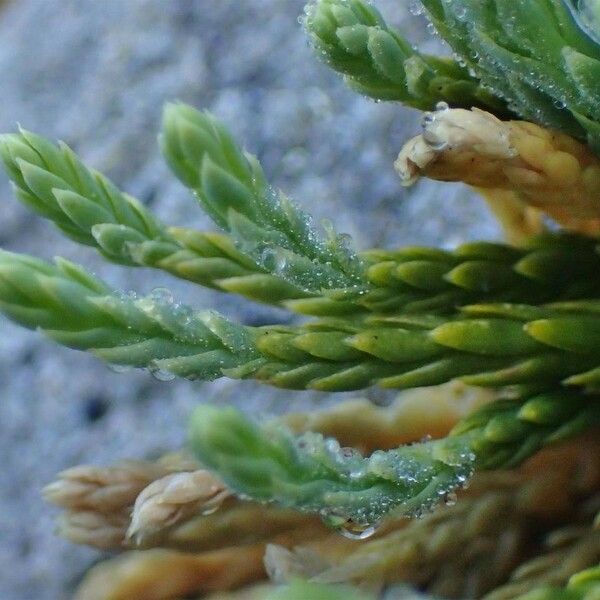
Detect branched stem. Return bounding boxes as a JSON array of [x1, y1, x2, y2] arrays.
[[10, 250, 600, 391], [188, 389, 600, 525]]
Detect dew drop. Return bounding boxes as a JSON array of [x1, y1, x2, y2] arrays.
[[421, 102, 452, 151], [150, 287, 174, 304], [408, 1, 424, 16], [321, 514, 380, 540], [452, 51, 467, 68], [443, 491, 458, 506], [421, 112, 436, 127], [260, 247, 277, 271], [341, 446, 358, 459], [149, 366, 176, 381], [349, 465, 365, 480], [426, 22, 438, 36]]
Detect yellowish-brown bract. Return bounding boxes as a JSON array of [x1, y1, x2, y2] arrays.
[[396, 106, 600, 241]]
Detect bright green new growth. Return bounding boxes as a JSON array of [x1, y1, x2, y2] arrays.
[[309, 0, 600, 151], [0, 127, 294, 302], [294, 233, 600, 316], [303, 0, 508, 114], [450, 389, 600, 469], [246, 300, 600, 391], [265, 580, 375, 600], [0, 128, 171, 263], [0, 251, 263, 379], [514, 564, 600, 600], [160, 103, 366, 293], [187, 389, 600, 525], [5, 113, 600, 390], [189, 404, 476, 529], [0, 109, 365, 306]]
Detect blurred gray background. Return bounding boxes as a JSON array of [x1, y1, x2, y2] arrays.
[[0, 1, 500, 598]]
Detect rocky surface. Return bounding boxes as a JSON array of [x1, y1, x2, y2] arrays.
[[0, 1, 500, 598]]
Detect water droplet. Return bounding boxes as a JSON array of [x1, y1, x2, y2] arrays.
[[341, 447, 358, 459], [455, 6, 467, 20], [275, 252, 288, 275], [150, 287, 174, 304], [349, 465, 365, 480], [149, 366, 176, 381], [422, 112, 435, 127], [260, 247, 277, 271], [443, 491, 458, 506], [426, 22, 438, 36], [325, 438, 341, 454], [408, 1, 423, 16], [322, 514, 380, 540]]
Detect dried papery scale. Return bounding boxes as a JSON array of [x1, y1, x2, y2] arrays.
[[396, 105, 600, 237], [201, 583, 279, 600], [127, 470, 230, 546], [46, 459, 322, 553], [484, 526, 600, 600], [43, 455, 201, 550], [73, 526, 356, 600], [72, 438, 600, 599]]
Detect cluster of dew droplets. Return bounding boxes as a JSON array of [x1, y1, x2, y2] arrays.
[[408, 1, 424, 16], [293, 428, 475, 541], [136, 287, 183, 381], [105, 286, 221, 382], [292, 432, 381, 540], [235, 182, 366, 294], [104, 290, 139, 375], [320, 512, 380, 541], [407, 1, 439, 36]]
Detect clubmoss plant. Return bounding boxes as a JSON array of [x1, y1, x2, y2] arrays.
[[3, 0, 600, 598]]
